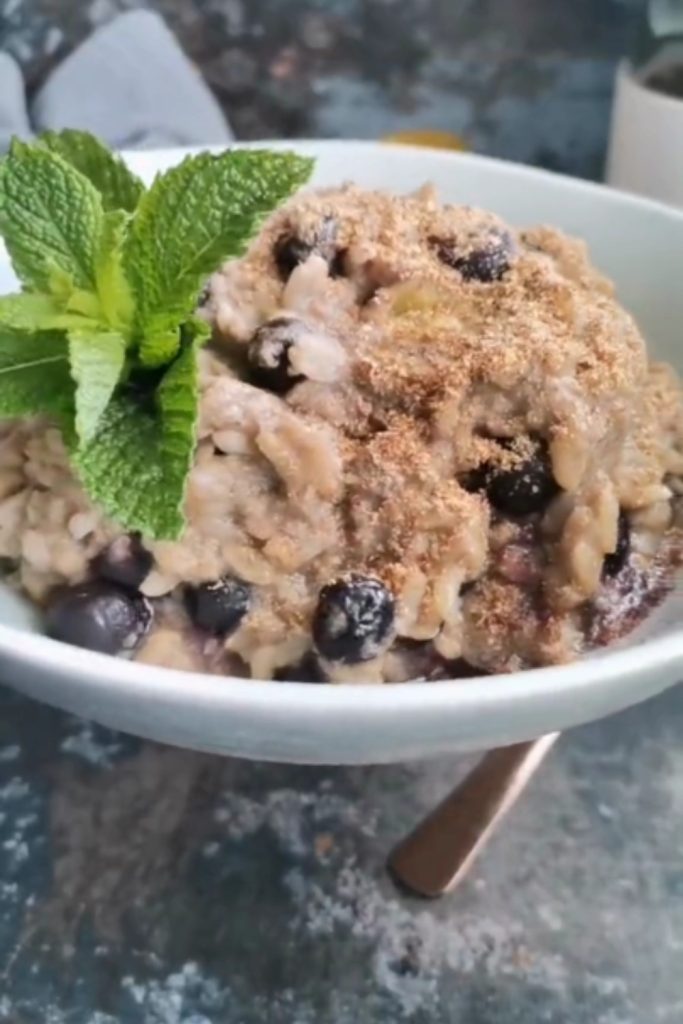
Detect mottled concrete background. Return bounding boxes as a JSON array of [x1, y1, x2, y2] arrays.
[[1, 684, 683, 1023], [0, 0, 646, 178]]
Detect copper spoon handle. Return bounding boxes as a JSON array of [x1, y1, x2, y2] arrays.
[[388, 733, 559, 898]]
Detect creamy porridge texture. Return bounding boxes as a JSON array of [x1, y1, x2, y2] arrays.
[[2, 182, 682, 682]]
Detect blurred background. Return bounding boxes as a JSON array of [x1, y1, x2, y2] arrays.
[[0, 0, 647, 180]]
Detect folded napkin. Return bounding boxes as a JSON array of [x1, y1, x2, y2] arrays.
[[0, 10, 233, 153]]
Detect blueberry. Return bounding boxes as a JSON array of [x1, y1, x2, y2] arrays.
[[603, 510, 631, 578], [444, 658, 489, 679], [313, 575, 395, 664], [247, 317, 305, 394], [46, 582, 152, 656], [432, 230, 514, 282], [185, 575, 251, 635], [93, 534, 153, 590], [274, 234, 314, 279], [470, 442, 559, 517], [273, 652, 327, 683], [274, 216, 345, 280]]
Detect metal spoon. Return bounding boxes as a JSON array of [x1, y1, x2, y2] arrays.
[[388, 733, 559, 898]]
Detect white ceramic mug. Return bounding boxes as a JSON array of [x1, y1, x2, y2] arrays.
[[606, 59, 683, 206]]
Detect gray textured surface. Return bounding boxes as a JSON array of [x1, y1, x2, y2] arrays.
[[0, 0, 647, 178], [0, 681, 681, 1022]]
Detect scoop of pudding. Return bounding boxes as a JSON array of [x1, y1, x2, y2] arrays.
[[2, 183, 682, 681]]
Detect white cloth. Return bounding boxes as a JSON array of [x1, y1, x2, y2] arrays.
[[0, 53, 31, 146], [0, 10, 232, 153]]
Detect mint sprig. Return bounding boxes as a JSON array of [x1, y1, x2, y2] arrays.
[[0, 131, 314, 538], [0, 329, 72, 421], [68, 329, 127, 443], [39, 128, 145, 213], [124, 150, 315, 363], [0, 139, 105, 294], [75, 330, 201, 539]]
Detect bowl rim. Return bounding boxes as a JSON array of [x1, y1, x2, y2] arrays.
[[2, 140, 682, 720], [0, 620, 681, 718], [125, 137, 683, 224]]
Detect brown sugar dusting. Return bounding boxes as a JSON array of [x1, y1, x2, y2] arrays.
[[462, 578, 540, 671], [220, 185, 651, 435]]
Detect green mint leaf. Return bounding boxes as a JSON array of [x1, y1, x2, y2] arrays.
[[75, 339, 199, 538], [0, 292, 100, 332], [46, 266, 100, 320], [44, 210, 135, 334], [94, 211, 135, 335], [68, 330, 127, 443], [0, 329, 72, 420], [138, 321, 180, 368], [46, 267, 99, 321], [124, 149, 314, 337], [0, 140, 104, 294], [39, 129, 145, 213], [0, 140, 312, 541], [139, 313, 212, 368], [183, 315, 211, 346]]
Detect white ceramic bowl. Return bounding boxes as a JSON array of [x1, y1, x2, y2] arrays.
[[0, 141, 681, 764]]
